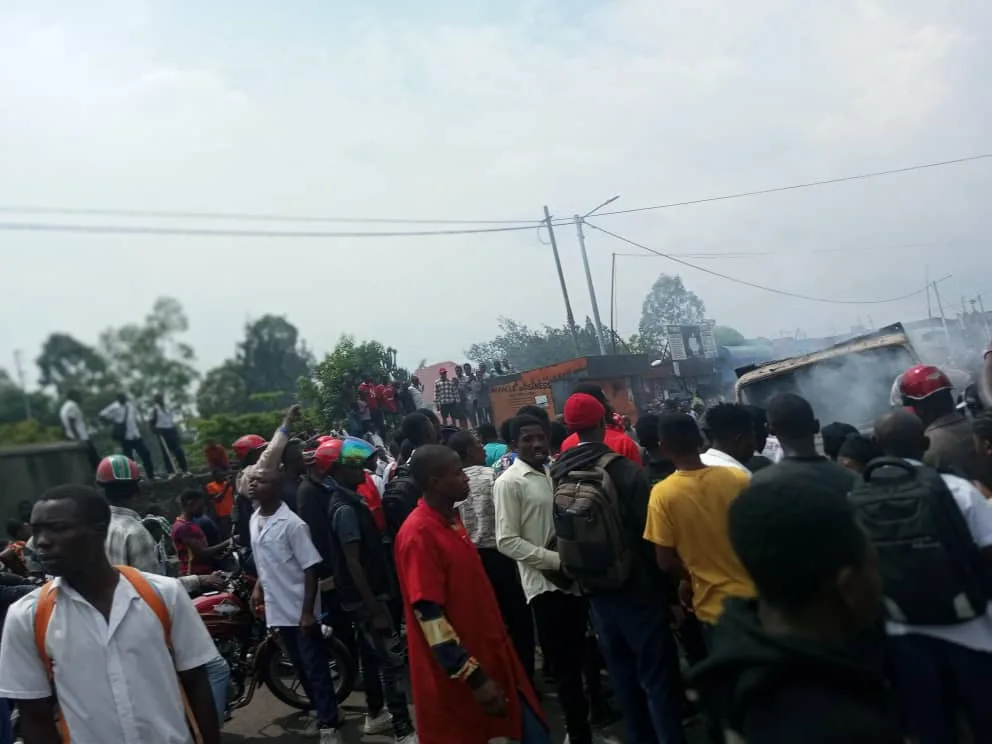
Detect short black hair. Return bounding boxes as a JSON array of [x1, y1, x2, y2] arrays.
[[180, 488, 206, 506], [402, 412, 435, 447], [509, 414, 547, 443], [766, 393, 817, 440], [6, 519, 25, 540], [516, 405, 549, 423], [549, 421, 568, 452], [282, 438, 304, 463], [417, 408, 441, 428], [658, 413, 703, 455], [635, 414, 661, 449], [729, 479, 868, 613], [571, 383, 607, 406], [822, 422, 859, 460], [873, 409, 926, 459], [702, 403, 753, 442], [102, 480, 140, 502], [477, 423, 498, 442], [37, 484, 111, 528], [837, 433, 882, 465], [409, 444, 460, 490], [447, 430, 477, 462], [499, 418, 514, 444]]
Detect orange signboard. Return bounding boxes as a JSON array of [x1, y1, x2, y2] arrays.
[[490, 380, 556, 427]]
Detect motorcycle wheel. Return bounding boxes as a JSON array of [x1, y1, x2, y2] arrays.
[[264, 635, 356, 708]]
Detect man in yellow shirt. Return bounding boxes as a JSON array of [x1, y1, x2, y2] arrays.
[[644, 413, 755, 642]]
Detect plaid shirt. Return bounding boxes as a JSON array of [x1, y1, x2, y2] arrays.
[[106, 505, 162, 574], [434, 377, 460, 406]]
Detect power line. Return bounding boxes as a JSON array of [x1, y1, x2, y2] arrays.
[[586, 222, 949, 305], [0, 205, 544, 226], [0, 221, 553, 239], [610, 239, 960, 260], [595, 153, 992, 217]]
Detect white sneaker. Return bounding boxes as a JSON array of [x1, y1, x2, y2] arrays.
[[395, 733, 418, 744], [364, 710, 392, 735], [318, 727, 342, 744]]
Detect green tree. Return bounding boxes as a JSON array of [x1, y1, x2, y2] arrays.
[[35, 332, 118, 420], [713, 325, 747, 346], [0, 370, 58, 427], [236, 315, 314, 410], [465, 317, 602, 371], [638, 273, 707, 351], [99, 297, 199, 413], [299, 336, 396, 425], [195, 361, 249, 417]]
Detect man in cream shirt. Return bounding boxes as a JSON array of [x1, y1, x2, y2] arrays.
[[493, 414, 597, 744]]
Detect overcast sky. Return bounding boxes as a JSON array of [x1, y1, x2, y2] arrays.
[[1, 0, 990, 384]]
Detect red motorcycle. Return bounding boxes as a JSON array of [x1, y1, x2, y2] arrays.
[[193, 553, 356, 713]]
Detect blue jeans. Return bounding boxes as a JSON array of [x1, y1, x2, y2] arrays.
[[886, 633, 992, 744], [205, 655, 230, 722], [278, 626, 340, 729], [589, 590, 685, 744], [521, 695, 552, 744], [0, 699, 12, 744]]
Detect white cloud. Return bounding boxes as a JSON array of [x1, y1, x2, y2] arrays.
[[0, 0, 988, 381]]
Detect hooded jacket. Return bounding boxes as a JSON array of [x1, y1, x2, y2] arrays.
[[688, 598, 902, 744], [550, 440, 669, 598]]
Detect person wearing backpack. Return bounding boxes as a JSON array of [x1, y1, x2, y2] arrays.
[[863, 409, 992, 744], [0, 484, 221, 744], [551, 394, 685, 744], [381, 413, 438, 539]]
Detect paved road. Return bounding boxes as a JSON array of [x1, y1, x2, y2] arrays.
[[221, 682, 707, 743]]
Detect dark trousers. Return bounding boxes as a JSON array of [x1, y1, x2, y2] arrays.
[[278, 626, 340, 729], [886, 633, 992, 744], [349, 607, 414, 737], [82, 440, 101, 470], [590, 590, 685, 744], [156, 427, 188, 473], [479, 547, 535, 681], [532, 591, 592, 744], [121, 437, 155, 478]]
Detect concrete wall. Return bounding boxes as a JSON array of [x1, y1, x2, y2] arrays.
[[0, 442, 93, 519]]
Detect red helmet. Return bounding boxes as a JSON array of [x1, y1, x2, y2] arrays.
[[232, 434, 267, 460], [311, 439, 344, 471], [96, 454, 141, 484], [899, 364, 953, 401]]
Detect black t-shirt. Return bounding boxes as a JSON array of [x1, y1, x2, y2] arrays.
[[749, 455, 856, 496]]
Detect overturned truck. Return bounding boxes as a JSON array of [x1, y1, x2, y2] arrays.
[[733, 323, 919, 431]]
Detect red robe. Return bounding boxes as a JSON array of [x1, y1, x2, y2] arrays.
[[394, 501, 544, 743]]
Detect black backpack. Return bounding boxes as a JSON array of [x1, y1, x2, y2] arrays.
[[381, 464, 421, 540], [850, 457, 989, 625]]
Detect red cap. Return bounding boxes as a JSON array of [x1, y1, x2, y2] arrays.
[[898, 364, 953, 401], [564, 393, 606, 430]]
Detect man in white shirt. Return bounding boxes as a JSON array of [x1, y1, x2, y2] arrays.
[[248, 469, 342, 744], [0, 484, 220, 744], [699, 403, 755, 474], [874, 409, 992, 744], [151, 392, 191, 476], [60, 389, 100, 469], [493, 414, 594, 744], [100, 393, 157, 479]]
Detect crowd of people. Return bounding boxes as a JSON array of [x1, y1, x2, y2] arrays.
[[3, 350, 992, 743]]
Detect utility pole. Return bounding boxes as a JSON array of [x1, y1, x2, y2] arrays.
[[13, 350, 32, 420], [544, 206, 580, 355], [932, 281, 952, 356], [609, 252, 618, 354], [574, 215, 608, 355]]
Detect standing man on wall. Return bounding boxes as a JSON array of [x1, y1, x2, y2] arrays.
[[60, 389, 100, 470]]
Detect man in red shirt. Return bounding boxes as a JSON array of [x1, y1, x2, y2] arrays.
[[395, 445, 549, 744], [559, 384, 642, 464], [172, 490, 231, 576]]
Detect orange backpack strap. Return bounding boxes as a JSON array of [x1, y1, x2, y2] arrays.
[[33, 581, 58, 681]]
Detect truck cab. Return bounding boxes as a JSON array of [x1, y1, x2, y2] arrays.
[[734, 323, 918, 430]]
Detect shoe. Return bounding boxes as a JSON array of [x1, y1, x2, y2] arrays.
[[363, 710, 392, 735], [318, 727, 341, 744], [395, 733, 418, 743]]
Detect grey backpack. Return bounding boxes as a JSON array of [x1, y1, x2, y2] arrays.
[[552, 453, 633, 591]]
